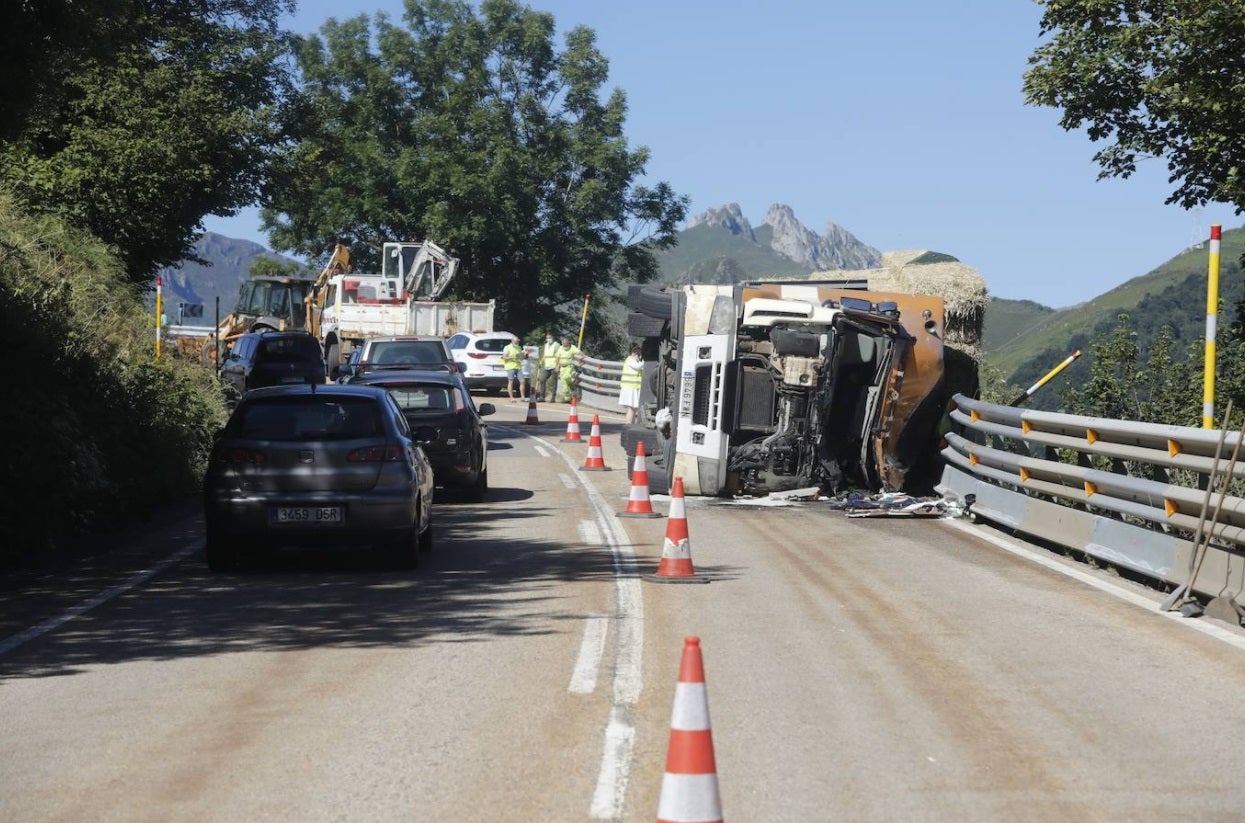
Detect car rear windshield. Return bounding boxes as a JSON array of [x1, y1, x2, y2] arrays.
[[229, 396, 383, 441], [259, 336, 322, 363], [368, 340, 449, 366], [475, 339, 508, 353], [382, 385, 455, 413]]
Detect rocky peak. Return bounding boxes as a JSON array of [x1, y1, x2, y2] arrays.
[[762, 203, 881, 271], [686, 203, 755, 241]]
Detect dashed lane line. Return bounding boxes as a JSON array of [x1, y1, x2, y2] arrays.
[[569, 615, 609, 695]]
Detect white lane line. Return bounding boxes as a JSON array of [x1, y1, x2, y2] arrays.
[[500, 424, 644, 820], [533, 444, 552, 458], [942, 519, 1245, 653], [569, 615, 609, 695], [559, 473, 577, 489], [589, 709, 637, 819], [579, 519, 603, 547], [0, 542, 200, 658]]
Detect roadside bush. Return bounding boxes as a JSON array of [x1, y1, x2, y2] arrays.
[[0, 196, 226, 565]]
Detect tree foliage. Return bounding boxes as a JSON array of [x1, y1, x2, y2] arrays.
[[263, 0, 687, 332], [1024, 1, 1245, 211], [1, 0, 296, 282]]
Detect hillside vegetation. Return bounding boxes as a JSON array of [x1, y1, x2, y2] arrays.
[[0, 199, 227, 564]]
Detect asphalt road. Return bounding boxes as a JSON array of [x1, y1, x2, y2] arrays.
[[4, 400, 1245, 821]]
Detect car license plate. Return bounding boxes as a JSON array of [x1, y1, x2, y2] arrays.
[[280, 376, 305, 383], [272, 506, 344, 525], [492, 364, 505, 370]]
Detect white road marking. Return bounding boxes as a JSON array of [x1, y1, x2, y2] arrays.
[[533, 444, 552, 458], [569, 615, 609, 695], [500, 424, 645, 819], [943, 518, 1245, 653], [578, 519, 603, 546], [559, 473, 577, 489], [0, 542, 200, 658]]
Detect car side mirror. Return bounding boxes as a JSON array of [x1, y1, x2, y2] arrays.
[[413, 425, 438, 444], [477, 403, 496, 416]]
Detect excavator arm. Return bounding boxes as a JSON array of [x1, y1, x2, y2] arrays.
[[305, 244, 351, 336]]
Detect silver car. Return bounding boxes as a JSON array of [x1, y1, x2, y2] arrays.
[[203, 384, 435, 570]]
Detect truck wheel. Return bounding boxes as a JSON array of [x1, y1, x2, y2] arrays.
[[200, 339, 221, 368], [326, 342, 339, 381], [627, 312, 668, 338], [620, 423, 659, 458], [629, 286, 674, 320]]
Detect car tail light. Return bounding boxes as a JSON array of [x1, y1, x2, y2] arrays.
[[219, 448, 266, 466], [467, 352, 488, 359], [348, 444, 406, 463]]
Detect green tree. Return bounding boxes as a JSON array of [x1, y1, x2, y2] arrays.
[[1024, 1, 1245, 211], [1, 0, 296, 282], [263, 0, 687, 332], [1063, 313, 1142, 419], [249, 257, 306, 279]]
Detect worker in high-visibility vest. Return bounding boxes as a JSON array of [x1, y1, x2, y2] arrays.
[[539, 332, 561, 402], [556, 334, 582, 403], [618, 344, 643, 424], [501, 335, 525, 403]]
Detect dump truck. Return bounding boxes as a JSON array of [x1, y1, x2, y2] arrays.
[[625, 276, 975, 497], [305, 240, 494, 379]]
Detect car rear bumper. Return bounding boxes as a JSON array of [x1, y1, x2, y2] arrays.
[[461, 373, 509, 390], [204, 488, 418, 548]]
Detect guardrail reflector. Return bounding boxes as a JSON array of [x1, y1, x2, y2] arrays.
[[969, 453, 979, 466], [1164, 499, 1178, 517], [1022, 420, 1032, 435], [971, 409, 981, 423], [1084, 481, 1097, 497], [1019, 468, 1030, 481], [1168, 439, 1181, 457], [1086, 428, 1099, 445]]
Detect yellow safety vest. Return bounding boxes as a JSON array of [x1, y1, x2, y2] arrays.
[[502, 343, 523, 370], [620, 356, 642, 389], [541, 340, 560, 368], [557, 344, 580, 368]]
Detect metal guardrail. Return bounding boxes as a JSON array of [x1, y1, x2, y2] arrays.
[[578, 355, 623, 412], [938, 393, 1245, 601]]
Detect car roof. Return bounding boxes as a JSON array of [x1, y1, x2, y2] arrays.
[[363, 335, 446, 344], [350, 369, 461, 387], [241, 384, 392, 400], [242, 330, 318, 341]]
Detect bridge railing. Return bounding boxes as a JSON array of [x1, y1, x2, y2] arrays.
[[939, 393, 1245, 600]]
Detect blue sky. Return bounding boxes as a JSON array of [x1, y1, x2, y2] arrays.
[[205, 0, 1243, 307]]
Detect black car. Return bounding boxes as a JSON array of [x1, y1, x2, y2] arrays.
[[220, 331, 324, 403], [337, 336, 458, 383], [349, 369, 494, 501], [203, 384, 436, 570]]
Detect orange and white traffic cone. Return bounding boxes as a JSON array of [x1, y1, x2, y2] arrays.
[[647, 477, 708, 583], [656, 636, 722, 823], [561, 397, 583, 443], [619, 441, 662, 518], [580, 414, 609, 471], [524, 395, 540, 425]]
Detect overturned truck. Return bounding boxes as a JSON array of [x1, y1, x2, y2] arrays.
[[626, 257, 983, 497]]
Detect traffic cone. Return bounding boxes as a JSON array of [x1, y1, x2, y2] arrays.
[[561, 397, 583, 442], [580, 415, 609, 471], [656, 636, 722, 823], [524, 395, 540, 425], [619, 441, 662, 518], [647, 477, 708, 583]]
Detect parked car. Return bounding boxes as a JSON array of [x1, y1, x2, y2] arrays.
[[446, 331, 519, 393], [337, 336, 457, 383], [350, 369, 495, 501], [203, 384, 436, 570], [218, 331, 324, 404]]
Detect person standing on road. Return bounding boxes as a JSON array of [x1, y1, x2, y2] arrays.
[[502, 336, 524, 403], [556, 334, 582, 403], [539, 332, 561, 402], [519, 344, 536, 401], [619, 344, 643, 424]]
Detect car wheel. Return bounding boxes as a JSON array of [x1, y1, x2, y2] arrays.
[[418, 521, 434, 553], [465, 468, 487, 503], [205, 532, 236, 572], [388, 523, 419, 569]]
